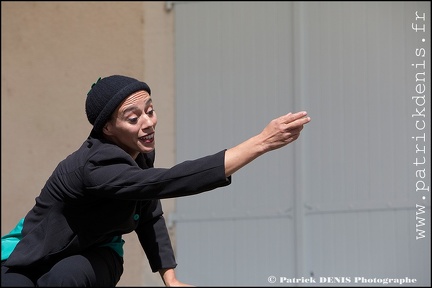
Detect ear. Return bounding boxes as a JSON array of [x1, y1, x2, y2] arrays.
[[103, 121, 114, 136]]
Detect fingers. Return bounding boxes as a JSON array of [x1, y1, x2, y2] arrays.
[[280, 111, 308, 124], [280, 111, 311, 131], [283, 126, 302, 141]]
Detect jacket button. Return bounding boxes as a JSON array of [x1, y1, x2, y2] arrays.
[[133, 214, 139, 221]]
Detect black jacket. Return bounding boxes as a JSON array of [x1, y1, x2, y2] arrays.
[[4, 133, 231, 271]]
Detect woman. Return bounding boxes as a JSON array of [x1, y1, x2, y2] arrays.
[[1, 75, 310, 286]]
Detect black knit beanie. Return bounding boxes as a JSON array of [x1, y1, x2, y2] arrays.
[[85, 75, 151, 134]]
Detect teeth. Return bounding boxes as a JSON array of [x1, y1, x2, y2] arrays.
[[142, 134, 153, 140]]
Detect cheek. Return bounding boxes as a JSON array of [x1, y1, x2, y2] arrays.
[[117, 124, 140, 136]]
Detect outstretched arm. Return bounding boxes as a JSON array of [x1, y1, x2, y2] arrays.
[[157, 111, 310, 286], [224, 111, 310, 177]]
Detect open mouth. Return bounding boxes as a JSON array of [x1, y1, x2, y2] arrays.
[[139, 133, 154, 143]]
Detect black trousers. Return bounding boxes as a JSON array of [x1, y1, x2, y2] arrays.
[[1, 247, 124, 287]]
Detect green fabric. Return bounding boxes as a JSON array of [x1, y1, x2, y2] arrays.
[[1, 218, 125, 261]]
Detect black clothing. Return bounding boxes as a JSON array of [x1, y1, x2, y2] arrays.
[[2, 133, 231, 279]]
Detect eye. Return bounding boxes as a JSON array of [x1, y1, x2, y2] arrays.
[[146, 109, 155, 116], [127, 117, 139, 124]]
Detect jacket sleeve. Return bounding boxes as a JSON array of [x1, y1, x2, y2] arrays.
[[83, 145, 231, 200], [135, 199, 177, 272]]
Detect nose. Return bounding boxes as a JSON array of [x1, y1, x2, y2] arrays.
[[141, 113, 155, 129]]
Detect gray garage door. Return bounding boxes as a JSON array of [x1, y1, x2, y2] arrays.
[[172, 1, 430, 286]]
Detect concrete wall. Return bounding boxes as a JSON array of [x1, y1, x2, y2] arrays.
[[1, 1, 175, 286]]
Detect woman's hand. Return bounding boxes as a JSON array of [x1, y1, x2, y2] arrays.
[[159, 268, 194, 287], [258, 111, 310, 152]]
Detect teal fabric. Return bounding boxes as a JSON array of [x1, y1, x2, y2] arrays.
[[100, 235, 125, 257], [1, 218, 125, 261], [1, 218, 24, 261]]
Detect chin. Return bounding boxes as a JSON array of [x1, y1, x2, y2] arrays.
[[142, 147, 155, 154]]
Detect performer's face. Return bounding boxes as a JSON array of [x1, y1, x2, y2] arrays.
[[103, 90, 157, 159]]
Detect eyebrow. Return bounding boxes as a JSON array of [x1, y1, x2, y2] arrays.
[[121, 98, 153, 115]]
